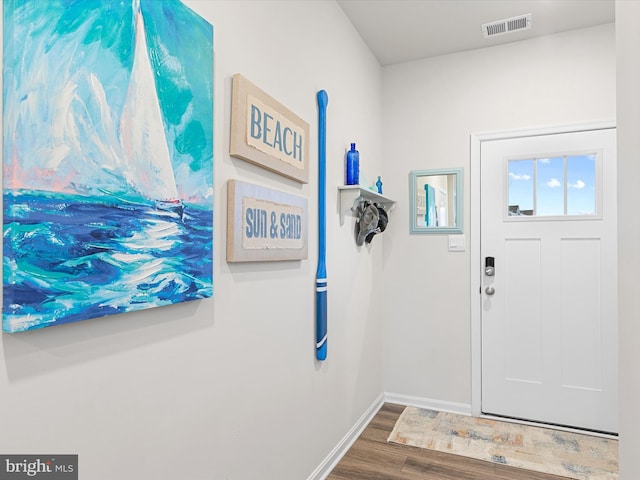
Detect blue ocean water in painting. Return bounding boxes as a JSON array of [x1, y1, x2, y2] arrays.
[[4, 191, 212, 333]]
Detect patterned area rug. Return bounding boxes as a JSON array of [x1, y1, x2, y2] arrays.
[[387, 406, 618, 480]]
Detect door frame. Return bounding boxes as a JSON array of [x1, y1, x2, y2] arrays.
[[469, 120, 616, 418]]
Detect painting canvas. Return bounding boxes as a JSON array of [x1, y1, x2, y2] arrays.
[[2, 0, 214, 333]]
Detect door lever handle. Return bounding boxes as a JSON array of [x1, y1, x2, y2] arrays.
[[485, 286, 495, 295]]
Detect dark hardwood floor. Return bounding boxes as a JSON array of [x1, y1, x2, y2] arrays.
[[326, 403, 570, 480]]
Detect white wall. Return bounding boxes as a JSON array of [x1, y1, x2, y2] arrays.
[[0, 2, 384, 479], [381, 24, 616, 406], [616, 1, 640, 478]]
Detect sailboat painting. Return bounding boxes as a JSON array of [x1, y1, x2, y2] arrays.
[[2, 0, 214, 332]]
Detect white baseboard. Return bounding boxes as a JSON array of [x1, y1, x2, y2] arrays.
[[306, 392, 385, 480], [307, 392, 472, 480], [384, 392, 472, 416]]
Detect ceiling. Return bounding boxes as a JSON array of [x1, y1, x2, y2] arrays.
[[336, 0, 615, 66]]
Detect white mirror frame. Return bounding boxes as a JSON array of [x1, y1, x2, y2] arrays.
[[409, 168, 463, 234]]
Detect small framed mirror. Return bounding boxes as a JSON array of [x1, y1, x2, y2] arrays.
[[410, 168, 463, 234]]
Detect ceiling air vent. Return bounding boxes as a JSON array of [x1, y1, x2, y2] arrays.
[[482, 13, 532, 38]]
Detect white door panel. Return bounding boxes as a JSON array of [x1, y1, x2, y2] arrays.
[[480, 128, 617, 433]]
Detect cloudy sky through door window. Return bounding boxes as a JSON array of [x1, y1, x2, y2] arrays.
[[508, 154, 596, 216]]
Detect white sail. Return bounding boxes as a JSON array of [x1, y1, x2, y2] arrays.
[[119, 0, 180, 210]]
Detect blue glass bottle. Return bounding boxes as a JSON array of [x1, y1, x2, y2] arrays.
[[376, 176, 383, 194], [346, 143, 359, 185]]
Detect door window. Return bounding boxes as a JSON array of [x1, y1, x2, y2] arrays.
[[507, 153, 598, 219]]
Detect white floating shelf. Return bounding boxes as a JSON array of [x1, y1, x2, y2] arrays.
[[338, 186, 396, 225]]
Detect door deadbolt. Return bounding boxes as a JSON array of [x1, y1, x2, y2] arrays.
[[485, 257, 495, 276]]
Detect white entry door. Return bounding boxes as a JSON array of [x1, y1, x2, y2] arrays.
[[480, 127, 618, 433]]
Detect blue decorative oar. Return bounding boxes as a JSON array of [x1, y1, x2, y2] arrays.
[[316, 90, 328, 361]]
